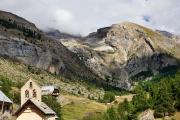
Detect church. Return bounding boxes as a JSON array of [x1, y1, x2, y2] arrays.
[[14, 79, 58, 120]]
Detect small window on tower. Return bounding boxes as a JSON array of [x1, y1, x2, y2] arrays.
[[30, 82, 33, 88], [25, 90, 29, 98], [33, 89, 37, 98]]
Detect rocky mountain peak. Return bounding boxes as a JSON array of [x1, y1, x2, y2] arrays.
[[46, 29, 82, 39], [61, 22, 180, 89]]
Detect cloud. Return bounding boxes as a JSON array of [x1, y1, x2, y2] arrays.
[[0, 0, 180, 36]]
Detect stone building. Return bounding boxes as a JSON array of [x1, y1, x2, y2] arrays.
[[14, 79, 57, 120]]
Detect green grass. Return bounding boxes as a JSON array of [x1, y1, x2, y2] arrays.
[[62, 95, 107, 120]]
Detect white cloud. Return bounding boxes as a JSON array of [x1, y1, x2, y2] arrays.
[[54, 9, 73, 23], [0, 0, 180, 36]]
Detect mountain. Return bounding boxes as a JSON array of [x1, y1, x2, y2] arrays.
[[0, 10, 98, 83], [0, 10, 180, 90], [60, 22, 180, 89], [156, 30, 174, 38], [45, 29, 82, 39]]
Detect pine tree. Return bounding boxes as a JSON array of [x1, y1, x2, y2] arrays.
[[117, 99, 131, 120], [105, 107, 119, 120], [175, 86, 180, 110], [154, 83, 175, 117]]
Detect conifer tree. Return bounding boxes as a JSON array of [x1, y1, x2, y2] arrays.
[[154, 83, 175, 117]]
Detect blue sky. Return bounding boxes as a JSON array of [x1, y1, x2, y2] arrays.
[[0, 0, 180, 36]]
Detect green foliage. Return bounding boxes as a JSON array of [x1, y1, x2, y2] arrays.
[[132, 92, 150, 112], [42, 96, 63, 120], [154, 83, 175, 117], [98, 69, 180, 120], [117, 99, 132, 120], [132, 69, 180, 118], [104, 107, 119, 120], [0, 75, 21, 104], [0, 75, 12, 96], [131, 69, 153, 81], [11, 92, 21, 104], [14, 81, 24, 89], [102, 92, 115, 103], [0, 19, 17, 29], [175, 88, 180, 110]]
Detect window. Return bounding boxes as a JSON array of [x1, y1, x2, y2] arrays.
[[30, 82, 33, 88], [25, 90, 29, 98], [33, 89, 37, 98]]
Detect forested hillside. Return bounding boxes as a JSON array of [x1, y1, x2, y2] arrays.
[[83, 69, 180, 120]]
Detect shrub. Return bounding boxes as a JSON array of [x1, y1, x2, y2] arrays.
[[11, 92, 21, 104], [42, 96, 62, 120], [154, 110, 164, 118], [104, 107, 119, 120], [102, 92, 115, 103], [0, 75, 12, 96]]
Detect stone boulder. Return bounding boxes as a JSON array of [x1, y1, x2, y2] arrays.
[[138, 109, 155, 120]]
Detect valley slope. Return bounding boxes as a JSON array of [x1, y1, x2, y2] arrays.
[[60, 22, 180, 89]]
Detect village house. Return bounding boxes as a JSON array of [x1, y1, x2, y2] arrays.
[[14, 79, 58, 120], [41, 85, 60, 97], [0, 90, 13, 114]]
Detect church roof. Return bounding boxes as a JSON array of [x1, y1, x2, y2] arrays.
[[0, 90, 13, 103], [14, 98, 56, 116]]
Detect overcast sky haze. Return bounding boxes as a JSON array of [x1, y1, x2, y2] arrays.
[[0, 0, 180, 36]]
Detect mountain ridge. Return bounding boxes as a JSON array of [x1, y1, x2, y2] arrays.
[[0, 10, 101, 86], [61, 21, 180, 89], [0, 10, 180, 90]]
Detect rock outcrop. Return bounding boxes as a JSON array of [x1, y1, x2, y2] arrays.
[[0, 10, 98, 82], [61, 22, 180, 89], [138, 109, 155, 120]]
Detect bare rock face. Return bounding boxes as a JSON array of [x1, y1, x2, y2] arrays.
[[0, 10, 98, 82], [0, 36, 52, 70], [138, 109, 155, 120], [0, 10, 179, 89], [61, 22, 180, 89]]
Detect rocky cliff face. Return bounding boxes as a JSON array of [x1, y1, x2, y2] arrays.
[[61, 22, 180, 89], [0, 10, 179, 89], [0, 10, 98, 82]]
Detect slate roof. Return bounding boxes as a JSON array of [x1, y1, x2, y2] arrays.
[[41, 85, 59, 94], [31, 99, 56, 115], [14, 98, 56, 115], [0, 90, 13, 103]]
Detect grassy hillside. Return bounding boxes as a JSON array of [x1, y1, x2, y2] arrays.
[[62, 95, 107, 120], [0, 57, 104, 99], [0, 57, 108, 120]]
